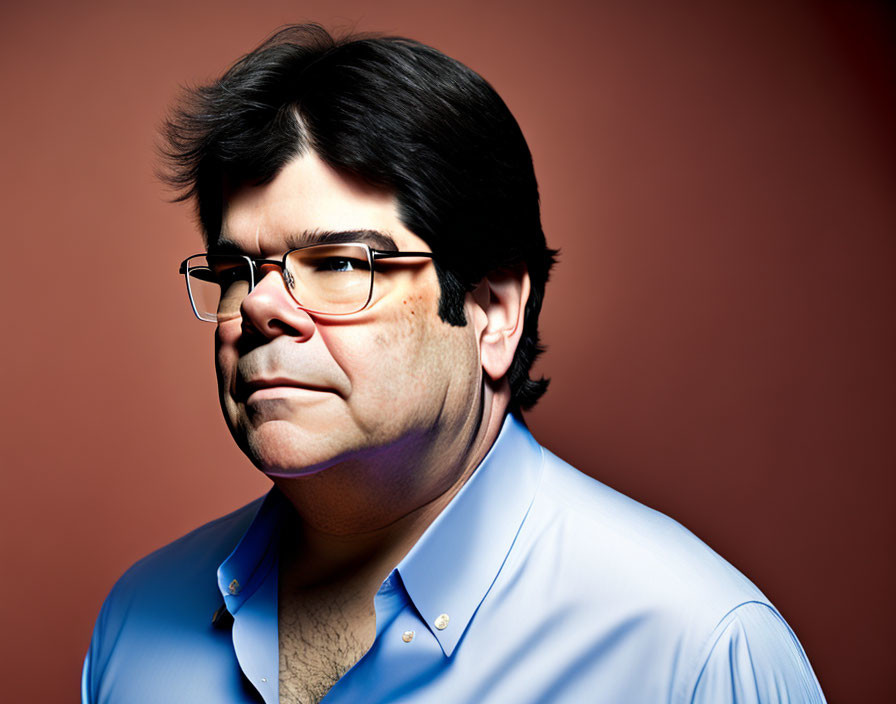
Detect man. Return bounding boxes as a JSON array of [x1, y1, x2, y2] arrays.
[[83, 24, 826, 703]]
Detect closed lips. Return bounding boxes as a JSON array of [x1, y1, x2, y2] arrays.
[[239, 378, 334, 398]]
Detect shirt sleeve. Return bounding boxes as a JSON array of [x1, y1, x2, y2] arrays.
[[690, 601, 826, 704]]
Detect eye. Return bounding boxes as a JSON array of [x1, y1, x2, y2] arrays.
[[314, 256, 371, 273], [210, 263, 248, 286], [190, 265, 241, 285], [189, 267, 217, 284]]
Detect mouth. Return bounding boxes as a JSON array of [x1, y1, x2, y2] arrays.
[[238, 377, 335, 402]]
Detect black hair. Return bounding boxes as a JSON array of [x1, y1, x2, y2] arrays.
[[161, 24, 556, 414]]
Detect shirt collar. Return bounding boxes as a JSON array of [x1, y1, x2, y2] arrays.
[[216, 414, 545, 656], [396, 414, 545, 656], [216, 490, 285, 615]]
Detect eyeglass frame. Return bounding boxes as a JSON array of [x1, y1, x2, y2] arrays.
[[178, 242, 435, 322]]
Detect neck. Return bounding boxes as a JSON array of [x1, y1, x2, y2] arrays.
[[273, 384, 509, 586]]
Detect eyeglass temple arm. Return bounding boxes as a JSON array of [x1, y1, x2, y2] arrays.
[[371, 251, 434, 260]]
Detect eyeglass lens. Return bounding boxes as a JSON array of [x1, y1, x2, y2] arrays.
[[184, 244, 374, 321]]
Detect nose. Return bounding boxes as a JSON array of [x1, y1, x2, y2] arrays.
[[239, 268, 316, 341]]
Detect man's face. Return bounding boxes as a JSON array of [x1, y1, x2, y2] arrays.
[[214, 151, 484, 478]]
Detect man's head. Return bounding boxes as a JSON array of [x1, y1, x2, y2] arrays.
[[165, 26, 554, 490], [164, 24, 555, 412]]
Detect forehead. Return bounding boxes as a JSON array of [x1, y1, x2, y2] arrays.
[[218, 151, 423, 255]]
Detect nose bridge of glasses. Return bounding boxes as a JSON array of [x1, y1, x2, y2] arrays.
[[238, 259, 302, 322], [251, 258, 291, 290]]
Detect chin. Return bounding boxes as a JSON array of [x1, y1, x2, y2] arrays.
[[246, 440, 336, 479], [249, 448, 339, 478], [238, 423, 348, 478], [258, 464, 329, 479]]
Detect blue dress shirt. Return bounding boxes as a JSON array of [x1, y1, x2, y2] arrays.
[[83, 416, 826, 702]]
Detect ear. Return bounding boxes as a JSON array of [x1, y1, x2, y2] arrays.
[[469, 266, 531, 382]]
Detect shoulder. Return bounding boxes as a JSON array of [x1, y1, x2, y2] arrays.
[[495, 446, 818, 698], [523, 448, 766, 615]]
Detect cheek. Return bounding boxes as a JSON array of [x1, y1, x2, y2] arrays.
[[375, 293, 429, 347], [390, 295, 477, 390], [325, 303, 427, 383], [214, 322, 241, 387], [325, 295, 442, 395], [215, 318, 241, 348]]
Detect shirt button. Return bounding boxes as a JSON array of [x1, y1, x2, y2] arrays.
[[402, 630, 416, 643], [228, 579, 241, 595], [434, 613, 450, 630]]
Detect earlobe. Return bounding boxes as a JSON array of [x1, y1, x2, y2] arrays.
[[474, 267, 531, 382]]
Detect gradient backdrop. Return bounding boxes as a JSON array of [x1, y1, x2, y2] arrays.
[[2, 1, 894, 702]]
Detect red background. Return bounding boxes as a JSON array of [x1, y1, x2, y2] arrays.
[[2, 1, 893, 701]]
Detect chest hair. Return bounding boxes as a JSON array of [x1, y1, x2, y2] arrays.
[[278, 577, 376, 704]]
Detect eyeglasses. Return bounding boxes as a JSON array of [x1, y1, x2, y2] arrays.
[[179, 242, 434, 322]]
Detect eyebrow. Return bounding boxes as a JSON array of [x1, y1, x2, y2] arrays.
[[210, 229, 399, 254]]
